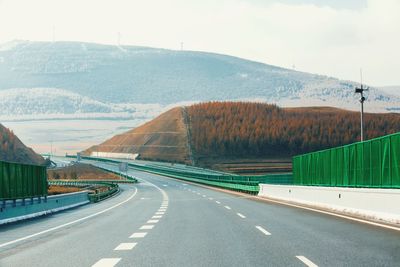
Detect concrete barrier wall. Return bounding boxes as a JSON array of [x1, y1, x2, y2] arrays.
[[258, 184, 400, 224], [0, 191, 90, 225]]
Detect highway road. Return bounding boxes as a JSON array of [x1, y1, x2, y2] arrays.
[[1, 160, 400, 267]]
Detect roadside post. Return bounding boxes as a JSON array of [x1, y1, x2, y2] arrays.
[[119, 162, 128, 179]]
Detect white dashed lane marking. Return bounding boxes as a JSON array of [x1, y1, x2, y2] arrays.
[[256, 226, 271, 236], [237, 213, 246, 218], [114, 242, 137, 250], [92, 258, 121, 267], [296, 256, 318, 267], [156, 212, 165, 215], [152, 215, 162, 219], [147, 219, 159, 224], [130, 232, 147, 238], [216, 201, 221, 204], [140, 225, 154, 230], [224, 206, 231, 210]]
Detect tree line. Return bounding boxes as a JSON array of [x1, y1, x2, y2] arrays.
[[187, 102, 400, 158]]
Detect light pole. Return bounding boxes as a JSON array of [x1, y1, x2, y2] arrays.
[[355, 82, 368, 142]]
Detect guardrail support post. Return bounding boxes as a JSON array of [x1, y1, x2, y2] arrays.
[[22, 198, 26, 206], [38, 196, 41, 203], [12, 199, 16, 207], [2, 200, 5, 208], [30, 197, 34, 205], [44, 196, 47, 203]]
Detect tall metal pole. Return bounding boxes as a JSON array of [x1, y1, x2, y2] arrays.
[[360, 90, 364, 142], [355, 73, 367, 142]]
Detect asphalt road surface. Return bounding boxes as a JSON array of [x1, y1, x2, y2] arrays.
[[1, 160, 399, 267]]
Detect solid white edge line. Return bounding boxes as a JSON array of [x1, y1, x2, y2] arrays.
[[237, 213, 246, 218], [0, 187, 138, 249], [256, 196, 400, 232], [296, 256, 318, 267], [256, 225, 271, 236], [92, 258, 121, 267]]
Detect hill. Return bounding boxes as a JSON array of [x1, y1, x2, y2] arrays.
[[0, 40, 399, 121], [87, 102, 400, 174], [84, 107, 191, 163], [188, 102, 400, 160], [0, 124, 45, 165]]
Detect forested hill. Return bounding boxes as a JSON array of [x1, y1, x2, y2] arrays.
[[0, 124, 45, 165], [187, 102, 400, 160]]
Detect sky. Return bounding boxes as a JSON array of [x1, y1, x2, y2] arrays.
[[0, 0, 399, 86]]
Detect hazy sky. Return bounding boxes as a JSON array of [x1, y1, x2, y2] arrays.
[[0, 0, 399, 86]]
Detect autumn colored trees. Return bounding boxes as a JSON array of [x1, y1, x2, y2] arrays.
[[187, 102, 400, 158], [0, 124, 45, 165]]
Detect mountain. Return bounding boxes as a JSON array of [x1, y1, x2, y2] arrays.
[[0, 123, 45, 165], [0, 40, 399, 120], [379, 86, 400, 97], [0, 88, 164, 121], [85, 102, 400, 173], [84, 107, 191, 163]]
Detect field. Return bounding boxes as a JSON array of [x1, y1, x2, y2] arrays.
[[48, 185, 82, 195], [47, 163, 121, 196], [47, 163, 122, 180]]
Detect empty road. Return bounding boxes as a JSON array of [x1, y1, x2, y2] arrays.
[[0, 160, 399, 267]]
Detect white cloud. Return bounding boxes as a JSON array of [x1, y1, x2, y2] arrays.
[[0, 0, 399, 85]]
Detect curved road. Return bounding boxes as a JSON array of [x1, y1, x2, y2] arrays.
[[0, 161, 399, 266]]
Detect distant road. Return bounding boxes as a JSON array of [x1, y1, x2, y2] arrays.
[[1, 160, 399, 266]]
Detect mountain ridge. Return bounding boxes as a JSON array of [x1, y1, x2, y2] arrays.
[[0, 40, 399, 117]]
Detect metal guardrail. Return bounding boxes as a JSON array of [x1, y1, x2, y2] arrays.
[[67, 155, 285, 194], [49, 180, 120, 203]]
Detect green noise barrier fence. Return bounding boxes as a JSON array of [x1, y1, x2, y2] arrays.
[[67, 155, 292, 194], [0, 160, 47, 200], [293, 132, 400, 188]]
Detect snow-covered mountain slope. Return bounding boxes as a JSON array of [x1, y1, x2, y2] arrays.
[[0, 88, 167, 121], [379, 86, 400, 97], [0, 40, 399, 117]]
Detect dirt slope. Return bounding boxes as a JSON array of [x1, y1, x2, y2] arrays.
[[84, 107, 191, 164], [0, 124, 45, 165]]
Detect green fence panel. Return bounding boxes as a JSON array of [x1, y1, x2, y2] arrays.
[[0, 160, 47, 200], [343, 145, 350, 186], [292, 132, 400, 188], [391, 134, 400, 186], [381, 136, 391, 186], [370, 138, 382, 186]]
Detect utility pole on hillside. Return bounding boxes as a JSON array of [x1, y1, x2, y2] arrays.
[[355, 69, 368, 142]]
